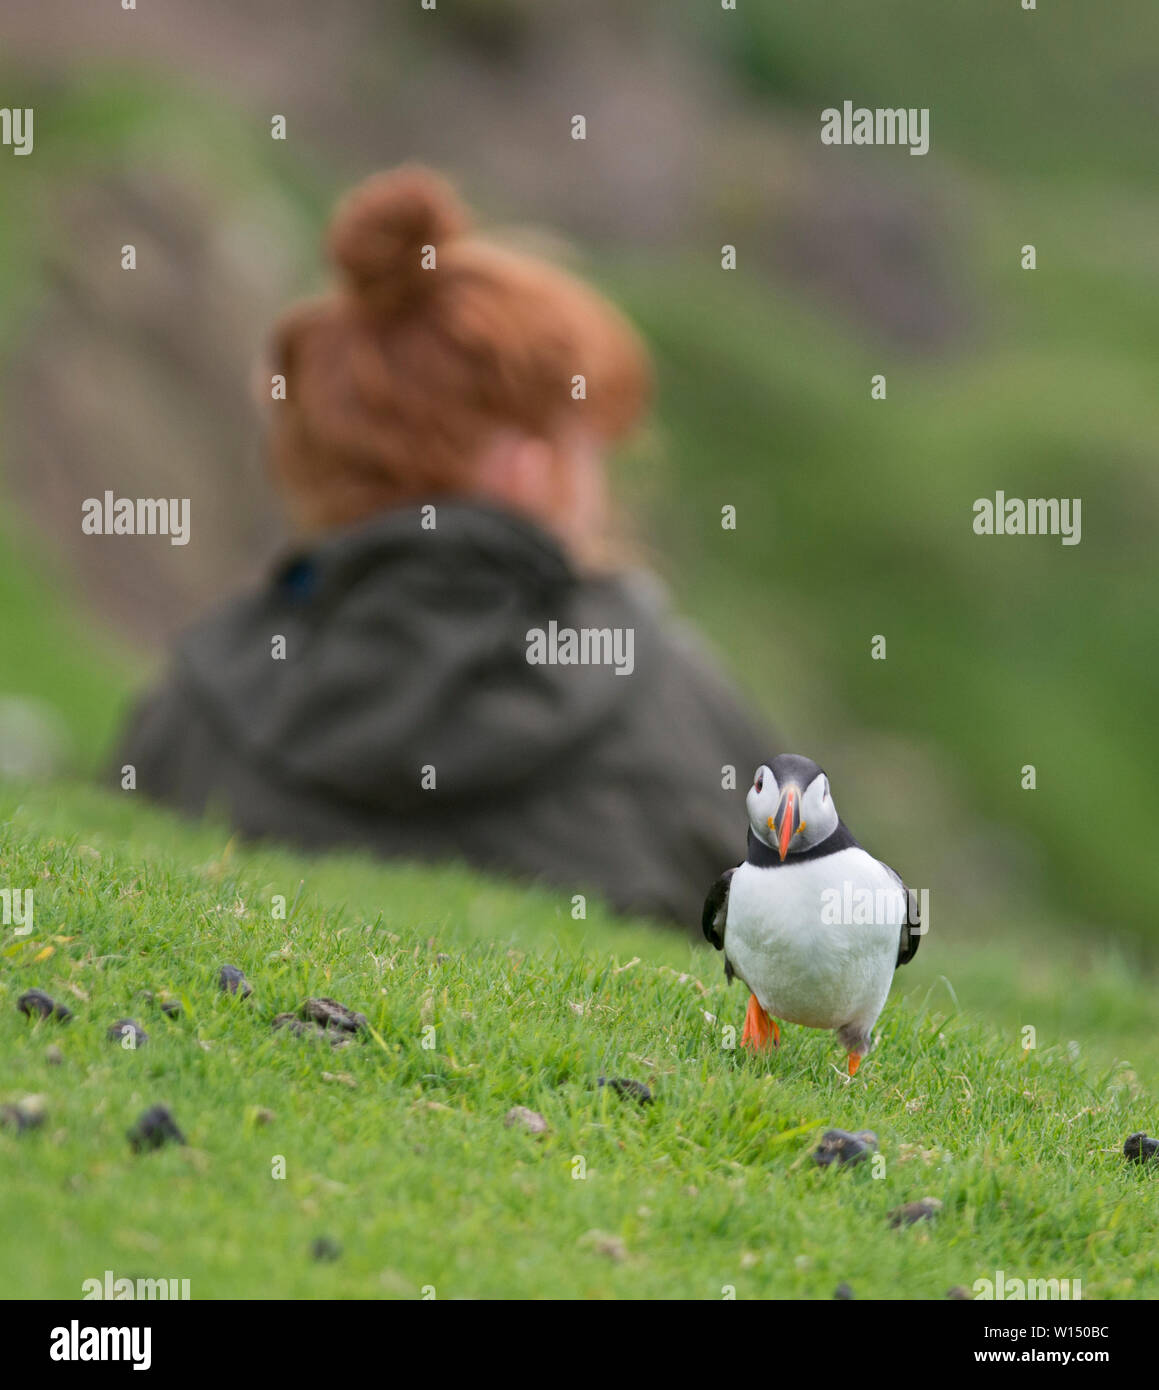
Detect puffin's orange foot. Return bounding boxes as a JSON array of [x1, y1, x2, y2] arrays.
[[741, 994, 780, 1051], [847, 1052, 862, 1078]]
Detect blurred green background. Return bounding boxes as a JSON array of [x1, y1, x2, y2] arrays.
[[0, 0, 1155, 951]]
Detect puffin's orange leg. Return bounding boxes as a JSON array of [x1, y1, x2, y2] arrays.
[[741, 994, 780, 1051], [847, 1052, 862, 1077]]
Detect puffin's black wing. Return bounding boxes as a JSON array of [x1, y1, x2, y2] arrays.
[[884, 864, 921, 966], [701, 868, 736, 952]]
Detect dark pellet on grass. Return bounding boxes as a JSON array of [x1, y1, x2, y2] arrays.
[[598, 1077, 653, 1105], [107, 1019, 148, 1047], [127, 1105, 186, 1152], [833, 1283, 855, 1300], [310, 1236, 342, 1262], [301, 997, 367, 1033], [140, 991, 181, 1017], [946, 1286, 972, 1300], [813, 1128, 878, 1168], [1123, 1132, 1159, 1164], [888, 1197, 942, 1228], [17, 989, 72, 1023], [272, 1013, 350, 1048], [218, 965, 253, 998]]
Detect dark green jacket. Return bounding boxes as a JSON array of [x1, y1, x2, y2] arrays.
[[114, 502, 776, 930]]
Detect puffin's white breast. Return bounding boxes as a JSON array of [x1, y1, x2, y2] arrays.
[[724, 848, 903, 1033]]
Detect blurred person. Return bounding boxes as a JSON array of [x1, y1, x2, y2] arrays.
[[113, 166, 778, 928]]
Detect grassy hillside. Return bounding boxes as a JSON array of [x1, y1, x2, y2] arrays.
[[2, 783, 1157, 1299], [615, 247, 1159, 945], [707, 0, 1159, 181]]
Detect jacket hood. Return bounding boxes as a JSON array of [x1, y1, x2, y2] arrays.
[[170, 501, 661, 813]]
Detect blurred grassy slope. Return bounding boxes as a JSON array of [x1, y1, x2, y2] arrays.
[[613, 247, 1158, 945], [650, 0, 1159, 937], [0, 19, 1155, 942], [701, 0, 1159, 182], [0, 77, 323, 767], [0, 104, 118, 757]]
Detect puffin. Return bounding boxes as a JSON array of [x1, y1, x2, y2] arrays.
[[702, 754, 920, 1076]]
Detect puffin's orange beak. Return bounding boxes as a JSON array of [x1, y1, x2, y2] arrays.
[[767, 786, 800, 862], [777, 789, 796, 860]]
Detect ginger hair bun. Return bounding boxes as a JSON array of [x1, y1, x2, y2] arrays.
[[326, 165, 470, 315], [269, 163, 652, 533]]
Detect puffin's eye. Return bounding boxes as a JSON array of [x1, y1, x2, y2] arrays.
[[754, 771, 764, 793]]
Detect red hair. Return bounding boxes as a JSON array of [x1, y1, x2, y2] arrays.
[[268, 165, 652, 530]]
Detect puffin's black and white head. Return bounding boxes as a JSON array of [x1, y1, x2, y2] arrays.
[[746, 754, 840, 862]]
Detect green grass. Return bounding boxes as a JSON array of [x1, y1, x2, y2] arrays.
[[611, 250, 1159, 944], [702, 0, 1159, 182], [2, 783, 1157, 1300]]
